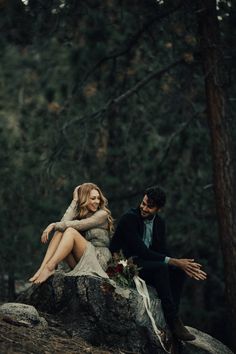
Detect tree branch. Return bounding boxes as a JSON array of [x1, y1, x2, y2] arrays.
[[109, 109, 203, 203], [62, 57, 186, 132], [75, 0, 185, 89], [113, 58, 184, 105]]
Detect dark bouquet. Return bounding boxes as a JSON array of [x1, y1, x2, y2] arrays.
[[106, 250, 140, 288]]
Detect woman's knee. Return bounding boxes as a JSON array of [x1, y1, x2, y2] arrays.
[[63, 227, 82, 237], [64, 226, 75, 233]]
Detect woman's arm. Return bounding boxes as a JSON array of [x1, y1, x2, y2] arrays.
[[61, 186, 81, 221], [60, 199, 77, 221], [41, 186, 80, 243], [54, 209, 108, 233]]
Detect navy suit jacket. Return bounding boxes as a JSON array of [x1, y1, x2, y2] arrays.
[[110, 208, 168, 262]]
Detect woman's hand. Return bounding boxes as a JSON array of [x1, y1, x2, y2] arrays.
[[41, 223, 55, 244], [73, 185, 81, 202], [169, 258, 207, 280]]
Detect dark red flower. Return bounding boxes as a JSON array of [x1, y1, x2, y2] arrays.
[[106, 267, 115, 277], [114, 264, 123, 273]]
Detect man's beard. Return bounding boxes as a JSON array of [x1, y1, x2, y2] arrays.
[[140, 208, 154, 219]]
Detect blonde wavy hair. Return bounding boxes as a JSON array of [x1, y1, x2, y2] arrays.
[[74, 183, 114, 233]]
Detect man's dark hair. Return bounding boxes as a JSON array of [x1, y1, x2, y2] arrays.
[[144, 186, 166, 208]]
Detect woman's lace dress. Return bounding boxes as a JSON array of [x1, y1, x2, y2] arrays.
[[54, 200, 111, 278]]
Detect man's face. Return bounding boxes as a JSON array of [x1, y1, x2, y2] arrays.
[[140, 195, 159, 219]]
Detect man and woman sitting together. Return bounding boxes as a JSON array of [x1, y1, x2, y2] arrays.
[[30, 182, 207, 342]]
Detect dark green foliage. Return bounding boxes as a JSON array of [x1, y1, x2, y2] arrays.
[[0, 0, 235, 348]]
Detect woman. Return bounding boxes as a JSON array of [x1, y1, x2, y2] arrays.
[[29, 183, 114, 284]]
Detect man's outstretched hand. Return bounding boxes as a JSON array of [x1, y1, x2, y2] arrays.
[[169, 258, 207, 280]]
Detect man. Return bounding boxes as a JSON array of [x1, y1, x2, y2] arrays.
[[110, 186, 207, 341]]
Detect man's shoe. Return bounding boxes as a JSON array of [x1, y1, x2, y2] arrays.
[[159, 330, 172, 353], [169, 317, 196, 342]]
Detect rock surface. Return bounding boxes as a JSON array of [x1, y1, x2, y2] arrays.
[[17, 273, 233, 354], [179, 328, 233, 354], [18, 273, 166, 353], [0, 310, 117, 354], [0, 302, 47, 329]]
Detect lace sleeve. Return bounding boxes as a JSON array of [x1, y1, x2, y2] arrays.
[[60, 200, 77, 221], [54, 209, 108, 232]]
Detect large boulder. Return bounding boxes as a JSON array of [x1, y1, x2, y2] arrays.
[[18, 272, 233, 354], [182, 328, 233, 354], [0, 302, 47, 329]]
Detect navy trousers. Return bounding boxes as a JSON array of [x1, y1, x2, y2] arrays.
[[136, 260, 186, 323]]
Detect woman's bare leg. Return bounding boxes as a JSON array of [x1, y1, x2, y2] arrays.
[[64, 253, 77, 269], [29, 231, 63, 282], [34, 227, 87, 284]]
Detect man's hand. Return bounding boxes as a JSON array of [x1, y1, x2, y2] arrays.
[[169, 258, 207, 280], [41, 223, 55, 243], [73, 185, 81, 202]]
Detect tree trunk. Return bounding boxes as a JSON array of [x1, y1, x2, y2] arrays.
[[197, 0, 236, 350]]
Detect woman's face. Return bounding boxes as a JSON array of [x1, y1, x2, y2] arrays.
[[87, 189, 101, 212]]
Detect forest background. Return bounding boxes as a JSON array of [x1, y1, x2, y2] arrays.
[[0, 0, 235, 351]]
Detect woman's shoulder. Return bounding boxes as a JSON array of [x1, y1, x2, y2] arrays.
[[89, 209, 108, 219], [96, 209, 108, 217]]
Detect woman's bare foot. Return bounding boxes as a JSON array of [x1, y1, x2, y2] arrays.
[[29, 269, 42, 282], [33, 266, 55, 284]]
